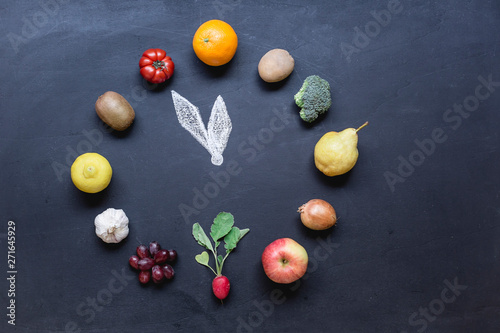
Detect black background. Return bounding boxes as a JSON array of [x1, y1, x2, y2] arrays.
[[1, 1, 499, 332]]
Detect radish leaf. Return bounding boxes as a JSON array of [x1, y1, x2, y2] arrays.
[[210, 212, 234, 243], [192, 223, 213, 252]]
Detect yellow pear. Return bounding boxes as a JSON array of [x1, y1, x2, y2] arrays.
[[314, 122, 368, 176]]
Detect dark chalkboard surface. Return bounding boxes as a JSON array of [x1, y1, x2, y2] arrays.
[[1, 1, 499, 332]]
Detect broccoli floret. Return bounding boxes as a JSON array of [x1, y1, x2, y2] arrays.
[[294, 75, 332, 123]]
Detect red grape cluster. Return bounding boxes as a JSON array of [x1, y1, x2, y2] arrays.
[[129, 241, 177, 284]]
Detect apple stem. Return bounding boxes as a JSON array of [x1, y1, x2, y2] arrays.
[[356, 121, 369, 133]]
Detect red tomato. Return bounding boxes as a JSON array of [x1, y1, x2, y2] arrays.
[[139, 49, 174, 84]]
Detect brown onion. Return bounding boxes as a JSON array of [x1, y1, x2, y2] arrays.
[[298, 199, 337, 230]]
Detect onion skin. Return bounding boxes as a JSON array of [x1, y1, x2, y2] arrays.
[[298, 199, 336, 230]]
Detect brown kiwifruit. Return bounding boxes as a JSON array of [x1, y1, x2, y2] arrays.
[[95, 91, 135, 131]]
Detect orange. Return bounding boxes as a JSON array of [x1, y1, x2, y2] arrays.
[[193, 20, 238, 66]]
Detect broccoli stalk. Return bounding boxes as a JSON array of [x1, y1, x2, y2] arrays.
[[294, 75, 332, 123]]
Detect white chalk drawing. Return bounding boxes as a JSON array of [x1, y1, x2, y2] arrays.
[[171, 90, 232, 166]]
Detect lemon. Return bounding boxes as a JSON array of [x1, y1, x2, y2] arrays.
[[71, 153, 112, 193], [314, 122, 368, 177]]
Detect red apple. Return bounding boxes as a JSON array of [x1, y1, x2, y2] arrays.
[[261, 238, 308, 284]]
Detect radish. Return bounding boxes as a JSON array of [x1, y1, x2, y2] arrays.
[[212, 275, 231, 300], [192, 212, 250, 302]]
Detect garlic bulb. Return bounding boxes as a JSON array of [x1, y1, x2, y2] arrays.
[[94, 208, 129, 243]]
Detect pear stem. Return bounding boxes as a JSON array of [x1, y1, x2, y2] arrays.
[[355, 121, 369, 133]]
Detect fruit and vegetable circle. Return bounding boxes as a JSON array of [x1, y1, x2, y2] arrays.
[[1, 1, 500, 332]]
